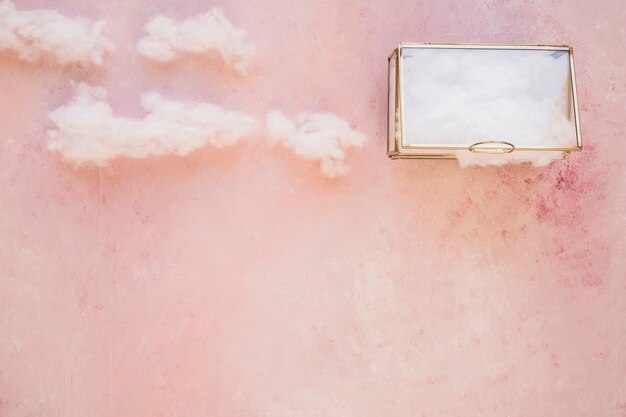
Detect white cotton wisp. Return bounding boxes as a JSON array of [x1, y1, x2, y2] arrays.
[[137, 9, 256, 74], [267, 110, 366, 178], [0, 0, 114, 65]]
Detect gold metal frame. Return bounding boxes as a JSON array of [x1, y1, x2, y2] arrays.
[[387, 42, 583, 159], [469, 141, 516, 154]]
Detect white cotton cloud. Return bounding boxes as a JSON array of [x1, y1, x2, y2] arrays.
[[0, 0, 114, 65], [455, 150, 566, 168], [400, 48, 577, 167], [267, 110, 366, 178], [137, 8, 256, 74], [47, 83, 258, 165]]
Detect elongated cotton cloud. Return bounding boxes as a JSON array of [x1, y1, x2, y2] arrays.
[[137, 9, 256, 74], [47, 83, 258, 165], [0, 0, 114, 65], [267, 111, 366, 178]]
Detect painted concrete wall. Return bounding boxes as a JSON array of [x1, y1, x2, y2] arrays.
[[1, 1, 624, 416]]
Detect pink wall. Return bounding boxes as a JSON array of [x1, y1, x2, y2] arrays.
[[1, 0, 625, 416]]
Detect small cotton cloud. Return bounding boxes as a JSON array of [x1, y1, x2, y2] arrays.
[[137, 8, 256, 74], [267, 110, 366, 178], [47, 83, 258, 166], [0, 0, 114, 65]]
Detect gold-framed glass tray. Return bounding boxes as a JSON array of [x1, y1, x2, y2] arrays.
[[388, 43, 582, 165]]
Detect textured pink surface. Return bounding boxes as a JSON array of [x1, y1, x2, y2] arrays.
[[1, 1, 625, 416]]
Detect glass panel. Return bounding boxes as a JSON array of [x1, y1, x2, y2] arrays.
[[400, 47, 578, 149], [388, 52, 398, 153]]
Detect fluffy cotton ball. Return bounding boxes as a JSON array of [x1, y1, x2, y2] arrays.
[[267, 110, 366, 178], [0, 0, 114, 65], [47, 83, 258, 165], [401, 48, 577, 167], [137, 9, 256, 74]]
